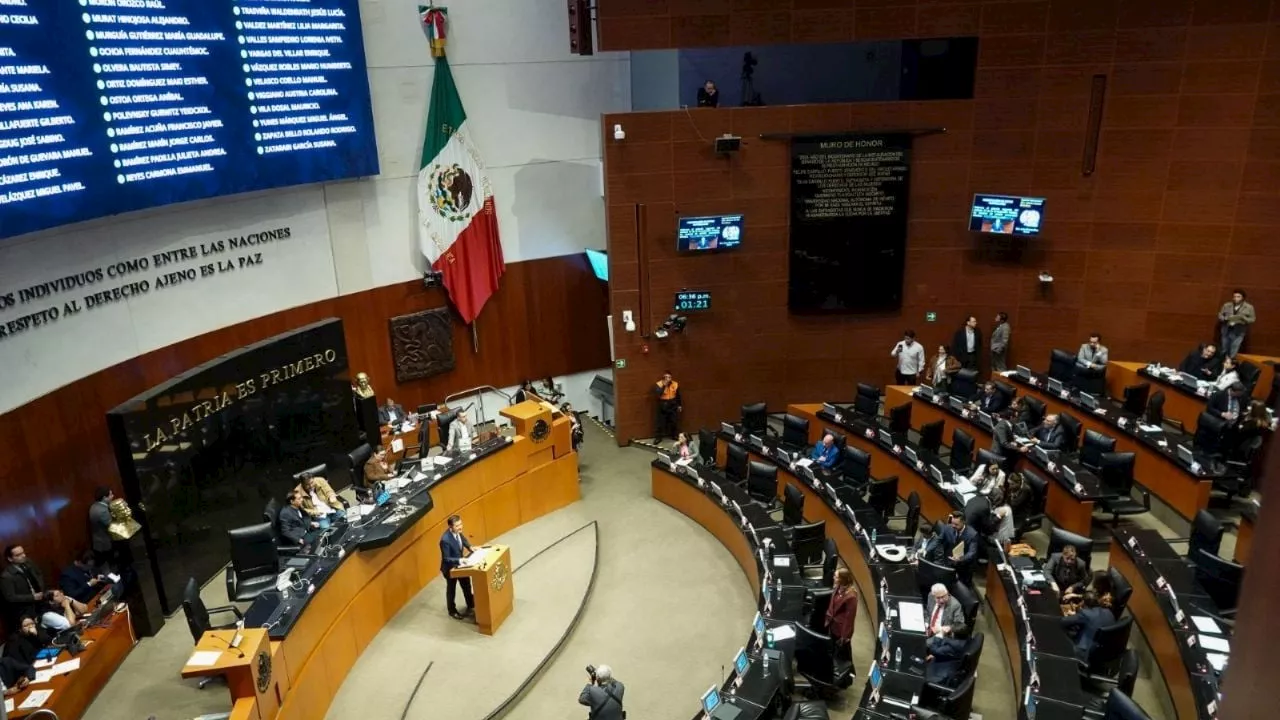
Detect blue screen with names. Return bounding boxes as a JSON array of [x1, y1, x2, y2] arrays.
[[0, 0, 379, 240]]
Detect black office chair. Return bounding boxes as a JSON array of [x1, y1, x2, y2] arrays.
[[805, 538, 839, 590], [1075, 363, 1108, 397], [1269, 370, 1280, 411], [975, 448, 1005, 473], [921, 673, 975, 720], [888, 402, 912, 437], [1122, 383, 1150, 416], [855, 383, 881, 416], [1191, 549, 1244, 615], [262, 498, 300, 556], [866, 476, 899, 520], [950, 369, 980, 401], [993, 380, 1016, 409], [182, 577, 243, 688], [793, 624, 854, 699], [782, 413, 811, 447], [783, 483, 805, 526], [1049, 526, 1095, 569], [790, 521, 827, 566], [1106, 567, 1132, 621], [1082, 615, 1133, 676], [1017, 471, 1048, 537], [1058, 412, 1083, 453], [841, 446, 871, 488], [805, 587, 833, 635], [1145, 391, 1165, 427], [746, 460, 779, 508], [725, 442, 750, 484], [1049, 348, 1077, 383], [1222, 434, 1264, 497], [1101, 689, 1151, 720], [346, 443, 374, 490], [1097, 452, 1149, 524], [1237, 360, 1261, 393], [782, 701, 831, 720], [951, 583, 980, 639], [698, 428, 717, 466], [1193, 411, 1227, 458], [1168, 509, 1225, 559], [916, 557, 957, 599], [1081, 649, 1139, 717], [918, 420, 945, 454], [950, 428, 974, 472], [1080, 429, 1116, 470], [741, 402, 768, 436], [1023, 396, 1047, 427], [224, 522, 280, 603], [887, 490, 921, 537], [436, 409, 459, 450], [821, 427, 848, 450]]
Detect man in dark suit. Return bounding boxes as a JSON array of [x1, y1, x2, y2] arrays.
[[439, 514, 475, 619], [951, 315, 982, 370], [378, 398, 407, 425], [973, 382, 1009, 414], [991, 414, 1026, 457], [89, 486, 114, 568], [59, 552, 107, 604], [0, 545, 45, 630], [912, 523, 945, 564], [940, 511, 979, 584], [1032, 414, 1067, 451], [278, 491, 317, 549], [1207, 382, 1247, 424], [1179, 344, 1222, 380], [1061, 592, 1112, 661]]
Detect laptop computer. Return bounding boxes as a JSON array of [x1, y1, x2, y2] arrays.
[[1178, 372, 1200, 387], [702, 686, 741, 720]]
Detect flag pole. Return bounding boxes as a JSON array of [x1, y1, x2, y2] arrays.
[[471, 320, 479, 354]]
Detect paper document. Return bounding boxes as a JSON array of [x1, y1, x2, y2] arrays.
[[770, 625, 796, 641], [31, 669, 54, 684], [390, 438, 405, 453], [50, 658, 80, 676], [1206, 653, 1229, 672], [1020, 570, 1047, 585], [772, 556, 792, 568], [959, 491, 978, 505], [186, 650, 223, 667], [898, 601, 926, 632], [1138, 424, 1163, 433], [107, 572, 121, 583], [4, 698, 12, 713], [33, 658, 55, 669], [1190, 615, 1221, 634], [432, 455, 452, 466], [19, 689, 52, 709], [463, 548, 491, 567], [795, 458, 813, 468], [676, 458, 693, 466], [1198, 635, 1230, 653], [952, 479, 978, 495]]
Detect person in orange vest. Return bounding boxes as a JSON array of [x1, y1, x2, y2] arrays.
[[653, 371, 682, 443]]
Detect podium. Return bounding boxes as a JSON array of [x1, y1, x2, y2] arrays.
[[451, 544, 514, 635], [181, 628, 286, 720]]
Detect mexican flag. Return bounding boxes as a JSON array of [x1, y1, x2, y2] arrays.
[[417, 55, 505, 325]]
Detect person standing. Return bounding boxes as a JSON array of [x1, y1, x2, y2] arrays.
[[952, 316, 982, 370], [990, 312, 1011, 372], [891, 330, 926, 385], [0, 546, 44, 629], [578, 664, 625, 720], [439, 515, 475, 619], [824, 567, 858, 661], [1076, 333, 1108, 370], [929, 344, 961, 389], [653, 372, 681, 443], [696, 80, 719, 108], [89, 487, 114, 568], [1218, 289, 1256, 359]]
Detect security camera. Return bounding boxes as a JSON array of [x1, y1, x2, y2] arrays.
[[612, 124, 625, 141]]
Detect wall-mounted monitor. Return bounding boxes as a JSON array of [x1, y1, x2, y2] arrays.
[[969, 194, 1045, 236], [585, 249, 608, 281], [677, 214, 743, 252]]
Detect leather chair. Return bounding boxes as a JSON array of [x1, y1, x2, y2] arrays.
[[1193, 411, 1227, 458], [866, 476, 899, 520], [347, 443, 374, 490], [993, 380, 1016, 409], [1022, 396, 1047, 427], [1145, 391, 1165, 427], [1168, 509, 1225, 559], [1191, 549, 1243, 616], [951, 583, 980, 638], [436, 409, 459, 450], [698, 428, 717, 465], [725, 442, 749, 484], [950, 428, 974, 472], [1017, 470, 1048, 537], [793, 624, 854, 698], [806, 587, 833, 634], [1049, 349, 1076, 383], [1079, 430, 1116, 471], [950, 369, 980, 401], [783, 700, 830, 720], [262, 498, 300, 556], [1081, 649, 1139, 718], [782, 413, 811, 447], [1269, 371, 1280, 410], [888, 491, 921, 537], [975, 448, 1005, 473], [1050, 526, 1094, 569], [889, 402, 913, 436], [1106, 567, 1132, 621], [916, 557, 957, 599], [1058, 412, 1083, 453], [225, 522, 280, 602], [821, 427, 848, 450], [841, 446, 871, 488], [181, 577, 244, 688], [1097, 452, 1149, 524], [1103, 691, 1152, 720], [1237, 360, 1261, 393], [1122, 383, 1150, 416], [922, 674, 975, 720], [1082, 615, 1133, 676], [805, 538, 839, 590], [918, 420, 945, 454], [855, 383, 881, 416], [1074, 363, 1107, 397], [790, 521, 827, 566], [783, 483, 805, 526], [926, 633, 983, 685], [746, 461, 779, 507], [741, 402, 768, 436]]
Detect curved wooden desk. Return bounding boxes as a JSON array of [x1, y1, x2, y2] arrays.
[[216, 423, 579, 720]]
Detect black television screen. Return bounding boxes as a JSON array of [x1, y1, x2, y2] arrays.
[[677, 214, 743, 252], [969, 194, 1045, 236]]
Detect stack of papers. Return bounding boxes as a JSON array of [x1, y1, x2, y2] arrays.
[[952, 479, 978, 495], [898, 601, 926, 632], [1199, 635, 1230, 653], [1138, 424, 1163, 434], [431, 455, 452, 466], [186, 650, 223, 667], [50, 658, 80, 677], [463, 547, 491, 567], [772, 556, 792, 568], [795, 458, 814, 468], [31, 669, 54, 684]]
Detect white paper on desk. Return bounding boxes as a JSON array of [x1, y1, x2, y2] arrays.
[[1000, 370, 1017, 377], [1206, 652, 1229, 672], [186, 650, 223, 667], [1138, 424, 1162, 433], [772, 556, 792, 567], [770, 625, 796, 642], [1190, 615, 1221, 634], [795, 458, 814, 468], [898, 601, 926, 632], [107, 572, 120, 583], [1020, 570, 1047, 585], [1199, 635, 1229, 652], [391, 438, 405, 453], [675, 458, 693, 466], [959, 491, 978, 505], [33, 657, 54, 669], [952, 479, 977, 495], [4, 698, 12, 713], [19, 689, 52, 709], [432, 455, 452, 466], [463, 548, 491, 567], [31, 669, 54, 684], [50, 658, 80, 676]]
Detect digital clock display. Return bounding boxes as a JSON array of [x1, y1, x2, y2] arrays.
[[675, 291, 710, 312]]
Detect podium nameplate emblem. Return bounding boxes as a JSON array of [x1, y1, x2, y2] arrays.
[[531, 419, 550, 443], [492, 559, 509, 591], [256, 650, 272, 693]]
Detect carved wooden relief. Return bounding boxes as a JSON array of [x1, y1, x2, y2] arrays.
[[389, 308, 455, 383]]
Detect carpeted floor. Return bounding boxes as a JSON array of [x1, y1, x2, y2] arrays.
[[86, 420, 1203, 719]]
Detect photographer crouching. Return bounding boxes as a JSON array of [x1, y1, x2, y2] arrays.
[[579, 664, 625, 720]]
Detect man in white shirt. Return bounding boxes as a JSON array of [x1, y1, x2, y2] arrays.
[[446, 409, 473, 455], [891, 330, 926, 385]]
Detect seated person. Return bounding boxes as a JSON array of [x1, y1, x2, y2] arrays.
[[968, 462, 1005, 495], [674, 432, 694, 460], [1032, 414, 1067, 451], [989, 489, 1015, 546], [363, 447, 393, 488], [59, 551, 108, 604], [1, 616, 47, 696], [378, 397, 408, 426], [1207, 382, 1248, 425], [1061, 591, 1112, 661], [940, 511, 979, 582], [1009, 396, 1036, 431], [1044, 543, 1089, 596], [293, 472, 343, 529], [912, 522, 945, 564], [1178, 343, 1222, 380], [445, 408, 474, 455], [1005, 473, 1033, 528], [809, 432, 841, 469], [1213, 356, 1240, 391], [278, 490, 320, 549], [925, 583, 967, 639], [1076, 333, 1108, 370], [39, 590, 82, 632], [971, 381, 1008, 414], [1062, 569, 1114, 616]]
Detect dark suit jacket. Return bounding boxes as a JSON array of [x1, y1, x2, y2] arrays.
[[991, 420, 1019, 455], [1179, 350, 1222, 379], [1034, 423, 1066, 451], [0, 563, 45, 623], [978, 391, 1008, 414], [952, 326, 983, 362], [439, 529, 472, 575], [914, 534, 946, 563], [1207, 389, 1239, 420], [59, 565, 99, 604], [89, 500, 113, 552], [1061, 605, 1112, 655], [940, 524, 979, 566], [378, 403, 407, 425], [278, 505, 309, 545]]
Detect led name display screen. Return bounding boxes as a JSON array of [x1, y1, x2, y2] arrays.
[[0, 0, 379, 240], [677, 214, 742, 252], [969, 194, 1045, 236], [674, 290, 710, 312]]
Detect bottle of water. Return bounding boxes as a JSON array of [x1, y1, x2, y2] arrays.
[[894, 646, 902, 670], [762, 644, 770, 673], [872, 528, 878, 545], [775, 575, 782, 596]]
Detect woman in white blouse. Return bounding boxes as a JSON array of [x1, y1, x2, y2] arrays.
[[1214, 356, 1240, 391], [969, 462, 1005, 495]]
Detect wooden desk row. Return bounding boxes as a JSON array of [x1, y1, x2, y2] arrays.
[[9, 608, 135, 719], [186, 414, 580, 720], [1106, 355, 1278, 435]]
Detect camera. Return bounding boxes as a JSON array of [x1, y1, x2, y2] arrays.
[[586, 664, 596, 680], [741, 51, 757, 78]]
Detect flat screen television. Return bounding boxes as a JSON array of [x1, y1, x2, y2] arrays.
[[677, 214, 743, 252], [585, 249, 608, 281], [969, 194, 1045, 236]]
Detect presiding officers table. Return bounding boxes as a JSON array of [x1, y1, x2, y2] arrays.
[[183, 415, 580, 720]]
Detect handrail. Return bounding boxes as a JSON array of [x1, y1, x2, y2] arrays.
[[444, 385, 513, 428]]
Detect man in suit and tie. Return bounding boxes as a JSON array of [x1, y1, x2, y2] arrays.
[[925, 583, 967, 639], [991, 412, 1027, 457], [912, 523, 945, 564], [1076, 333, 1108, 371], [439, 514, 475, 619], [951, 315, 982, 371], [940, 511, 979, 584], [278, 491, 318, 549], [1207, 382, 1247, 425], [379, 398, 407, 426], [1061, 591, 1112, 661], [89, 486, 115, 568], [1032, 414, 1067, 451], [971, 381, 1009, 414], [809, 433, 841, 470]]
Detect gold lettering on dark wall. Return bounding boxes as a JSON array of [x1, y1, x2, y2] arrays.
[[142, 347, 337, 452]]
